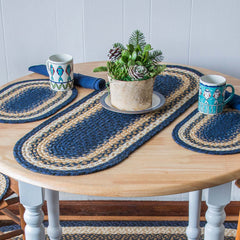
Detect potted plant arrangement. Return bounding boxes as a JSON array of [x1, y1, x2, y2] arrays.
[[94, 30, 165, 111]]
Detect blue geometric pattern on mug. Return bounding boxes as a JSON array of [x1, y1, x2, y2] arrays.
[[198, 84, 225, 114], [199, 85, 224, 104], [57, 66, 64, 82], [198, 103, 224, 115], [66, 64, 72, 82], [50, 64, 55, 81]]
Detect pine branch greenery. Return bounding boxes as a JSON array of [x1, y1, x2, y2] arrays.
[[128, 30, 146, 50], [113, 42, 126, 50], [93, 30, 165, 81], [149, 50, 164, 62]]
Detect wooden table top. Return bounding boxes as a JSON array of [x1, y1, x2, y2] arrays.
[[0, 61, 239, 198]]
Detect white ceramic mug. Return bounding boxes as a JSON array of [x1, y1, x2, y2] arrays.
[[46, 54, 74, 91]]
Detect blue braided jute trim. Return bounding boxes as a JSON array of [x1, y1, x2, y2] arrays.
[[166, 64, 204, 77], [57, 220, 237, 229], [0, 220, 236, 240], [0, 79, 78, 123], [172, 108, 240, 155], [0, 220, 236, 232], [0, 173, 10, 201], [14, 66, 203, 176]]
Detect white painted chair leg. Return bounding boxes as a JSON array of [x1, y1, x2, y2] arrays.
[[204, 182, 232, 240], [186, 190, 202, 240], [18, 181, 45, 240], [45, 189, 62, 240]]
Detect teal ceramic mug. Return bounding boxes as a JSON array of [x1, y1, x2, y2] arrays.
[[198, 75, 235, 114]]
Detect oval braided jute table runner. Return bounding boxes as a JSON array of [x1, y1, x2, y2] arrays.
[[172, 108, 240, 155], [0, 79, 78, 123], [0, 173, 9, 201], [14, 66, 203, 176]]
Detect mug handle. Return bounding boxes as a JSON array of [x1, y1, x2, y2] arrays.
[[224, 84, 235, 105]]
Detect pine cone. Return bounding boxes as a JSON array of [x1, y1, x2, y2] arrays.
[[108, 47, 122, 62], [128, 65, 148, 80]]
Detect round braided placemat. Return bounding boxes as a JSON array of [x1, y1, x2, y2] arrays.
[[0, 79, 78, 123], [172, 108, 240, 154], [0, 173, 9, 201], [14, 66, 203, 176]]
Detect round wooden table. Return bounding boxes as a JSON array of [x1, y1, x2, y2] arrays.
[[0, 62, 239, 240]]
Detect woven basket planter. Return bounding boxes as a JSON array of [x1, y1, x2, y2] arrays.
[[108, 75, 155, 111]]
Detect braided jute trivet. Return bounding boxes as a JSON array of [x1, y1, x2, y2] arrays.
[[0, 173, 9, 201], [0, 79, 78, 123], [14, 66, 203, 176], [172, 108, 240, 155]]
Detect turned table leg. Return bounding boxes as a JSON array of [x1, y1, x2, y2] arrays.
[[186, 190, 202, 240], [45, 189, 62, 240], [18, 181, 45, 240], [204, 182, 232, 240]]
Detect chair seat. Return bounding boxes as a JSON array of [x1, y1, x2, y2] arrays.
[[235, 180, 240, 240], [0, 174, 9, 202], [0, 173, 25, 240]]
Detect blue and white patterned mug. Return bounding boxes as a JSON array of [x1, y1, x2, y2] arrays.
[[198, 75, 235, 114], [46, 54, 74, 91]]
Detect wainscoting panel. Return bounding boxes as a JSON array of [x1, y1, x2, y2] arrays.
[[0, 1, 8, 85], [123, 0, 150, 44], [84, 0, 123, 62], [190, 0, 240, 78], [56, 0, 85, 63], [151, 0, 192, 64], [1, 0, 58, 81]]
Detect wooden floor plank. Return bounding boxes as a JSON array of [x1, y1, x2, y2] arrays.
[[0, 201, 239, 221]]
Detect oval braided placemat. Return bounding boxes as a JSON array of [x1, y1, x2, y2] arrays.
[[0, 79, 78, 123], [0, 173, 9, 201], [172, 108, 240, 154], [14, 66, 203, 176]]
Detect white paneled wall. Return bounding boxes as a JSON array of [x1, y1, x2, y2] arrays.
[[123, 0, 150, 43], [1, 0, 58, 81], [0, 0, 240, 201], [56, 0, 84, 63], [151, 0, 192, 64], [190, 0, 240, 76], [0, 1, 7, 85], [84, 0, 123, 62], [1, 0, 240, 82]]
